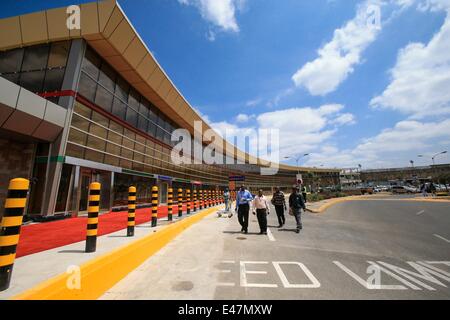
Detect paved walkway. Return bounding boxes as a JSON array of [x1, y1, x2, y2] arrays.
[[0, 206, 219, 300]]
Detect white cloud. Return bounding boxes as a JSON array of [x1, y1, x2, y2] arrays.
[[178, 0, 243, 33], [304, 118, 450, 168], [370, 7, 450, 118], [245, 98, 262, 107], [330, 113, 356, 126], [292, 1, 381, 96], [209, 104, 353, 160], [235, 113, 254, 123]]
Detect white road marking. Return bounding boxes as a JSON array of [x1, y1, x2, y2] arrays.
[[434, 234, 450, 243], [416, 210, 425, 215], [377, 261, 448, 290], [266, 228, 276, 242], [240, 261, 277, 288], [333, 261, 410, 290], [272, 262, 320, 288]]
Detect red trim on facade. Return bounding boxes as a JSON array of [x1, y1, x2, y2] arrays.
[[38, 90, 77, 98]]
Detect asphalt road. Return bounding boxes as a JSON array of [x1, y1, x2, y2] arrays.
[[101, 198, 450, 300]]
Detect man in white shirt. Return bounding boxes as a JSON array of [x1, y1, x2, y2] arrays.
[[252, 189, 270, 235]]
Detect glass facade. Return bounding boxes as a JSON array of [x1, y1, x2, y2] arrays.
[[66, 101, 229, 185], [78, 47, 176, 147], [0, 41, 71, 103]]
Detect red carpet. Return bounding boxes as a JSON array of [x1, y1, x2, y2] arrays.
[[15, 203, 198, 258]]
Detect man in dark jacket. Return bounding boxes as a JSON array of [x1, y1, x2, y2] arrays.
[[271, 186, 287, 228], [289, 185, 306, 233]]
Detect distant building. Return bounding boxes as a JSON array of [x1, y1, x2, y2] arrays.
[[340, 168, 362, 188], [361, 164, 450, 185]]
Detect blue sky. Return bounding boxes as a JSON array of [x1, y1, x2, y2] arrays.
[[3, 0, 450, 169]]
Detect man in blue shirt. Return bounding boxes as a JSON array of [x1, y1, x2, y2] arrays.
[[235, 185, 253, 234]]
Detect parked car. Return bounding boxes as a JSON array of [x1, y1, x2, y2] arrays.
[[391, 186, 408, 194], [360, 187, 374, 195], [403, 185, 419, 193]]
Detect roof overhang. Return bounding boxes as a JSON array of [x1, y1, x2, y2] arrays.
[[0, 77, 67, 141]]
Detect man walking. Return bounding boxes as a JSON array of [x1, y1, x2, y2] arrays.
[[224, 188, 231, 211], [235, 185, 253, 234], [289, 185, 306, 234], [271, 187, 287, 228], [253, 189, 270, 235], [302, 186, 308, 203]]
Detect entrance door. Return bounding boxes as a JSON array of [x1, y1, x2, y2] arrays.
[[79, 170, 92, 212]]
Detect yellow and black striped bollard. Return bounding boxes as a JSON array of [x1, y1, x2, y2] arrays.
[[186, 189, 191, 215], [0, 178, 30, 291], [208, 190, 212, 207], [199, 190, 203, 210], [178, 188, 183, 217], [127, 186, 136, 237], [86, 182, 101, 253], [193, 189, 197, 212], [168, 188, 173, 221], [151, 186, 158, 227]]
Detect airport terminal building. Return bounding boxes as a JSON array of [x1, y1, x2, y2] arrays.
[[0, 0, 340, 218]]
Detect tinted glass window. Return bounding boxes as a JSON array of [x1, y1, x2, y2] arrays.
[[19, 70, 45, 93], [98, 63, 116, 92], [47, 41, 70, 68], [115, 77, 129, 102], [126, 107, 138, 127], [22, 44, 49, 71], [137, 115, 148, 132], [128, 89, 140, 111], [112, 98, 127, 120], [139, 100, 149, 117], [78, 73, 97, 101], [0, 48, 24, 74], [94, 85, 114, 113], [82, 47, 101, 80], [43, 68, 65, 92], [147, 121, 157, 137]]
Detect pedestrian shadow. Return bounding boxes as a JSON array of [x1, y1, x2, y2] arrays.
[[57, 249, 85, 254], [222, 231, 261, 235], [278, 228, 299, 233]]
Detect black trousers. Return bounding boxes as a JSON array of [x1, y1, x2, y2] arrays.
[[256, 208, 268, 233], [238, 203, 250, 231], [274, 205, 285, 226]]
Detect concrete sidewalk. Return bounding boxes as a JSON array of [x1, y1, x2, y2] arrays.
[[0, 206, 222, 300]]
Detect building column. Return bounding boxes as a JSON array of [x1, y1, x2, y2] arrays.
[[40, 39, 86, 216]]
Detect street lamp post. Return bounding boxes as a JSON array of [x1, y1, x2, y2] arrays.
[[432, 151, 448, 165], [284, 153, 310, 175]]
